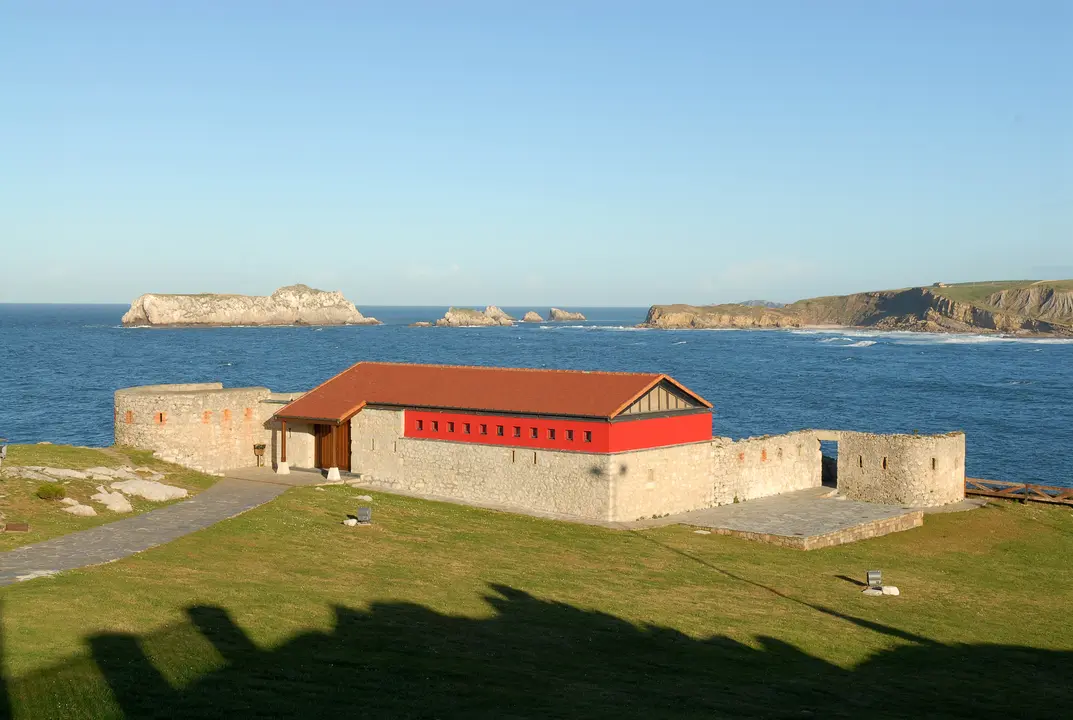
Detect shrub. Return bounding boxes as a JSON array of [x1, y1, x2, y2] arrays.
[[36, 482, 66, 501]]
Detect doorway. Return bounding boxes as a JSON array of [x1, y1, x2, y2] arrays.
[[314, 423, 351, 472]]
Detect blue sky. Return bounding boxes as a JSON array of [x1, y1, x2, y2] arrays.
[[2, 1, 1070, 305]]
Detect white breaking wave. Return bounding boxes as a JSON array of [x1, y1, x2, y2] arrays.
[[673, 341, 688, 345], [844, 340, 877, 348], [538, 325, 647, 332]]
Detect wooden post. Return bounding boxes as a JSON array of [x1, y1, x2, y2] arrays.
[[280, 419, 287, 463]]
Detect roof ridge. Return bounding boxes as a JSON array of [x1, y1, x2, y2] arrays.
[[356, 361, 660, 377]]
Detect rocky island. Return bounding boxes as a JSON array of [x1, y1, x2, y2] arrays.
[[121, 284, 380, 327], [640, 281, 1073, 336], [433, 306, 514, 327], [521, 311, 544, 322], [548, 308, 586, 321]]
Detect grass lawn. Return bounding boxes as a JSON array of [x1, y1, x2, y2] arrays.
[[929, 279, 1073, 308], [1, 481, 1071, 719], [0, 445, 218, 550]]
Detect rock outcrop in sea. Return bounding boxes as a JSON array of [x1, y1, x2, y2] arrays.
[[548, 308, 586, 322], [433, 306, 514, 327], [121, 285, 380, 327], [522, 311, 544, 322], [639, 282, 1073, 336]]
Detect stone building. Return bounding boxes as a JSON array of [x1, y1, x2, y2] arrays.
[[114, 362, 966, 522]]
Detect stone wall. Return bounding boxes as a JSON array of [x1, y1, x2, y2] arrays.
[[114, 384, 278, 472], [348, 410, 825, 522], [351, 408, 611, 519], [608, 442, 715, 521], [714, 431, 824, 504], [836, 431, 965, 507]]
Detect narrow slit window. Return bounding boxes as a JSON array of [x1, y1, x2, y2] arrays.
[[566, 429, 574, 441], [583, 430, 592, 443], [533, 451, 538, 464], [497, 425, 505, 436], [480, 424, 488, 435], [530, 427, 538, 439], [431, 421, 439, 432], [858, 455, 863, 468], [463, 423, 471, 434], [931, 458, 937, 470], [882, 457, 888, 470], [513, 426, 521, 438], [416, 419, 424, 431], [548, 428, 556, 440], [447, 422, 455, 433]]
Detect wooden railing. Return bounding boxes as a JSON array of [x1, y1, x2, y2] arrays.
[[965, 478, 1073, 506]]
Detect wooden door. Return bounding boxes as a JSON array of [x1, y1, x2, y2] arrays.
[[314, 423, 351, 471]]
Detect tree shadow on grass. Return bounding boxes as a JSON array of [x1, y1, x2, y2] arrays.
[[7, 585, 1071, 719]]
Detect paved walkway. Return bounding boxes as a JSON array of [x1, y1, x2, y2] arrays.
[[0, 478, 287, 586], [630, 487, 924, 549]]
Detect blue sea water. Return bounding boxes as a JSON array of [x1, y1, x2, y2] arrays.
[[1, 304, 1071, 487]]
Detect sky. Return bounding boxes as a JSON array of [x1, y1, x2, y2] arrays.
[[1, 1, 1070, 306]]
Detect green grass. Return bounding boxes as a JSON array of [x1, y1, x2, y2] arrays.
[[928, 279, 1073, 306], [0, 445, 218, 549], [2, 482, 1071, 718]]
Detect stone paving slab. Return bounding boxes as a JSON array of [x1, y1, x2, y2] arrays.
[[663, 487, 924, 550], [0, 478, 285, 586]]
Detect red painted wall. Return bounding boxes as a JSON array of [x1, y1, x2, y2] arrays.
[[608, 411, 713, 452], [403, 409, 711, 453]]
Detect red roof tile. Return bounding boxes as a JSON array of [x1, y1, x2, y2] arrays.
[[274, 362, 711, 423]]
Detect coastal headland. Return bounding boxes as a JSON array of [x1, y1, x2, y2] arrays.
[[640, 280, 1073, 335]]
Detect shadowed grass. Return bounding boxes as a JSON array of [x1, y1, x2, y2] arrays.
[[1, 482, 1071, 718]]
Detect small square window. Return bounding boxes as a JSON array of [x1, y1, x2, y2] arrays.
[[416, 419, 424, 431], [480, 424, 488, 435], [513, 426, 521, 438], [548, 428, 556, 440], [447, 422, 455, 432], [583, 430, 592, 443], [497, 425, 505, 436], [432, 421, 439, 432], [530, 427, 538, 439], [566, 429, 574, 441], [463, 423, 471, 434]]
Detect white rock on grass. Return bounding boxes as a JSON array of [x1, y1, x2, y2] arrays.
[[60, 498, 79, 506], [42, 468, 89, 480], [355, 495, 373, 501], [91, 489, 134, 513], [110, 479, 188, 502], [343, 517, 358, 527], [63, 503, 97, 517], [882, 586, 901, 596]]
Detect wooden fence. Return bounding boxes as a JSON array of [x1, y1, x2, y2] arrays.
[[965, 478, 1073, 506]]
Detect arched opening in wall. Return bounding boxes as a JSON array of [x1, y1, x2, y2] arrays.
[[820, 439, 838, 488]]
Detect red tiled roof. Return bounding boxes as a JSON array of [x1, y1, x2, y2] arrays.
[[274, 362, 711, 423]]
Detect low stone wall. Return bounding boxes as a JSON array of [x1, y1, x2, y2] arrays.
[[114, 384, 276, 473], [836, 431, 965, 507], [714, 431, 824, 504]]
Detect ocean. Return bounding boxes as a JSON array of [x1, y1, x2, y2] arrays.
[[1, 304, 1071, 487]]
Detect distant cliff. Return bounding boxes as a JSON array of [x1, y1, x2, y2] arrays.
[[640, 281, 1073, 335], [121, 285, 380, 327]]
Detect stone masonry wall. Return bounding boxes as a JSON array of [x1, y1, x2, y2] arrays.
[[115, 384, 276, 472], [351, 408, 611, 520], [836, 431, 965, 507], [608, 442, 715, 521], [713, 431, 824, 504]]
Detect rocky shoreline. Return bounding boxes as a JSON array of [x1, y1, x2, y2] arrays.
[[638, 284, 1073, 336]]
